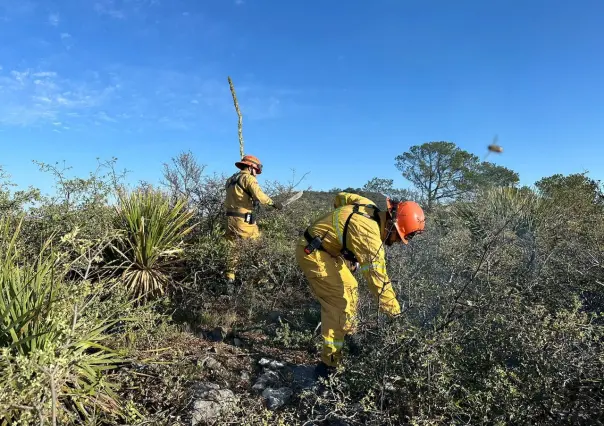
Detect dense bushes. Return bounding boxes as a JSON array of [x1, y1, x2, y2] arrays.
[[0, 154, 602, 425], [303, 184, 604, 425], [0, 217, 127, 425]]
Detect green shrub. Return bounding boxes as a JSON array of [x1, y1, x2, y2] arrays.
[[22, 160, 119, 259], [0, 216, 127, 425]]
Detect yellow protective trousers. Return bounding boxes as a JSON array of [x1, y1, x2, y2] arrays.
[[224, 216, 261, 281], [295, 240, 359, 367]]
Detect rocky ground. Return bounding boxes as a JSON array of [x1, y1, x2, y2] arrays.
[[117, 304, 334, 426]]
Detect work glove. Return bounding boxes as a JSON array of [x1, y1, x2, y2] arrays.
[[343, 259, 359, 272], [273, 201, 284, 210]]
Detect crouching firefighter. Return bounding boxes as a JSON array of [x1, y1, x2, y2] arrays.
[[223, 155, 283, 283], [295, 192, 426, 378]]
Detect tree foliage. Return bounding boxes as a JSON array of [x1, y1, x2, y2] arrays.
[[362, 177, 417, 202], [470, 160, 520, 190], [395, 141, 519, 210]]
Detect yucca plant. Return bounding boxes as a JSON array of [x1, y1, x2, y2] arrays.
[[0, 217, 62, 355], [111, 187, 195, 300], [0, 216, 126, 424]]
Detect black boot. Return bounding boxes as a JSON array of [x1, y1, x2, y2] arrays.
[[314, 361, 336, 380], [345, 334, 362, 356]]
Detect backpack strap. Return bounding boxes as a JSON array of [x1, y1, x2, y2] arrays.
[[340, 204, 381, 263], [227, 173, 255, 202]]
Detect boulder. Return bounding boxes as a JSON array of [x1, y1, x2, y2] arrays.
[[262, 387, 293, 410], [190, 383, 237, 425], [252, 370, 280, 392]]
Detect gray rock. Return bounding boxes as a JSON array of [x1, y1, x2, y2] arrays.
[[233, 337, 243, 347], [195, 382, 220, 392], [262, 387, 293, 410], [240, 371, 250, 381], [202, 357, 224, 372], [252, 370, 280, 392], [259, 358, 286, 369], [191, 383, 237, 425], [270, 360, 286, 369], [258, 357, 271, 366]]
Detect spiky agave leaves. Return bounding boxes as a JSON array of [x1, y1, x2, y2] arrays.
[[0, 215, 127, 423], [111, 188, 195, 301], [0, 216, 61, 354]]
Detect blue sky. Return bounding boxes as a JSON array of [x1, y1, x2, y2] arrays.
[[1, 0, 603, 195]]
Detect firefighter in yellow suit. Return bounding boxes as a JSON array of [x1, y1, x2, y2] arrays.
[[296, 192, 426, 377], [332, 191, 376, 209], [224, 155, 282, 282]]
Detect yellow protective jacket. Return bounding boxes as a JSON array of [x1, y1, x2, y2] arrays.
[[225, 169, 274, 213], [333, 192, 377, 209], [224, 169, 274, 239], [304, 192, 400, 315]]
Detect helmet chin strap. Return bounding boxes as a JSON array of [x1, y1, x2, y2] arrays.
[[381, 212, 398, 246], [385, 207, 397, 238]]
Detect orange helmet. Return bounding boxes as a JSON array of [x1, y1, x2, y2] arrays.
[[386, 198, 425, 244], [235, 154, 263, 174]]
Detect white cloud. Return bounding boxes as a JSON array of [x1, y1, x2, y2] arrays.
[[48, 13, 59, 26], [0, 68, 118, 126], [60, 33, 74, 50], [93, 0, 159, 19], [0, 62, 297, 131], [33, 71, 57, 78], [94, 1, 125, 19], [96, 111, 117, 122]]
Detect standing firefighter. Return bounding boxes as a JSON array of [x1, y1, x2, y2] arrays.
[[296, 192, 425, 377], [224, 155, 282, 282]]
